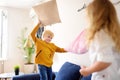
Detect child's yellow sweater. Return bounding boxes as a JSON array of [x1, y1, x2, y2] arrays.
[[30, 23, 66, 67]]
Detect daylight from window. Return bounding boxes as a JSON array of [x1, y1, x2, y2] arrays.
[[0, 9, 8, 60]]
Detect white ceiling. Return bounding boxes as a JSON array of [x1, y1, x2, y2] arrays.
[[0, 0, 119, 9], [0, 0, 45, 8]]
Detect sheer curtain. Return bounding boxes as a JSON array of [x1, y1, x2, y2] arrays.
[[0, 9, 7, 73]]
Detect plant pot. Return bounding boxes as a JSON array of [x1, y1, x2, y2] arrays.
[[15, 68, 19, 75], [24, 63, 35, 74]]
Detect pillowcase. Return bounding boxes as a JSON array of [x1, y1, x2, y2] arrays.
[[55, 62, 81, 80], [33, 0, 61, 26], [65, 29, 88, 54]]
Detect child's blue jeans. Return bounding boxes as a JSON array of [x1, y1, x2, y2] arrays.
[[38, 64, 52, 80]]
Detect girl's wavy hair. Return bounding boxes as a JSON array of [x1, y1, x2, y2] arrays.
[[86, 0, 120, 52]]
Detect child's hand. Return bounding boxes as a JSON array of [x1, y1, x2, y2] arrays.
[[37, 19, 44, 27], [79, 66, 91, 77], [37, 19, 41, 24], [81, 65, 86, 68]]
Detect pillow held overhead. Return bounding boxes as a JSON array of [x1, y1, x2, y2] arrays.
[[33, 0, 61, 26]]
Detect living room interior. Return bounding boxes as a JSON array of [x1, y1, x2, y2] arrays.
[[0, 0, 120, 80]]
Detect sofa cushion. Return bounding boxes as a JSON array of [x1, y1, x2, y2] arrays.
[[55, 62, 81, 80], [81, 74, 92, 80]]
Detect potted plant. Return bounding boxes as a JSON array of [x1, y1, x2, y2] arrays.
[[18, 27, 35, 64], [23, 36, 35, 64], [18, 27, 35, 73], [14, 65, 20, 75]]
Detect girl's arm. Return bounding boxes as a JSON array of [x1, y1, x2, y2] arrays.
[[80, 61, 111, 76]]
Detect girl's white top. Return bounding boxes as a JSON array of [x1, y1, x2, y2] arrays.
[[89, 29, 120, 80]]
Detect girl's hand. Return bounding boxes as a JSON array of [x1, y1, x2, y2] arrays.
[[81, 65, 86, 68], [79, 66, 91, 77]]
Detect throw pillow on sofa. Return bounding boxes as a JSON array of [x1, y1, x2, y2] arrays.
[[55, 62, 81, 80]]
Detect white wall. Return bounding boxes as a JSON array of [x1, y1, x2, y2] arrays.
[[0, 6, 34, 73], [0, 0, 120, 73]]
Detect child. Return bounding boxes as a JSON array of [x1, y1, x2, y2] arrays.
[[80, 0, 120, 80], [30, 21, 66, 80]]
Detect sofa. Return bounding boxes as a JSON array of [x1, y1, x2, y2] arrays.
[[12, 72, 55, 80], [12, 62, 91, 80]]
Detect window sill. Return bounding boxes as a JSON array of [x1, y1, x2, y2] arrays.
[[0, 58, 7, 61]]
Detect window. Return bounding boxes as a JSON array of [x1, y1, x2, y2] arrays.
[[0, 9, 8, 60]]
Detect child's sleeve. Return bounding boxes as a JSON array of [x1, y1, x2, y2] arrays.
[[30, 22, 41, 43], [93, 31, 114, 63], [53, 44, 67, 52], [56, 47, 67, 52]]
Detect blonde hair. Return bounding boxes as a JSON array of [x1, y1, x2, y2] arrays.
[[42, 30, 54, 38], [86, 0, 120, 52]]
